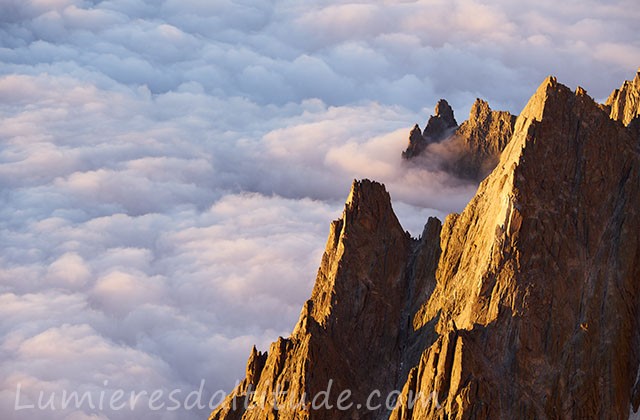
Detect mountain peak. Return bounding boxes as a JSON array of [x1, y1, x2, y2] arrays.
[[423, 98, 458, 141], [344, 179, 395, 231], [434, 99, 456, 124], [469, 98, 491, 119], [401, 124, 425, 159], [606, 69, 640, 125], [212, 70, 640, 420], [211, 178, 419, 419], [444, 98, 517, 179], [402, 96, 517, 179], [519, 75, 569, 121], [402, 99, 459, 159], [345, 178, 387, 206]]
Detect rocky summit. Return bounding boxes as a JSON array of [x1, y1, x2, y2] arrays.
[[449, 99, 516, 179], [209, 70, 640, 419], [402, 97, 516, 181], [606, 68, 640, 126], [402, 99, 458, 159]]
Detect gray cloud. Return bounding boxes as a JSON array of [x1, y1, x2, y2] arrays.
[[1, 0, 639, 419]]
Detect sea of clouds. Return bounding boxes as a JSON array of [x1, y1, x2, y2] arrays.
[[1, 0, 639, 419]]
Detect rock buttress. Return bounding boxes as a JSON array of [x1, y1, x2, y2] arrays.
[[210, 180, 442, 420], [394, 77, 640, 419]]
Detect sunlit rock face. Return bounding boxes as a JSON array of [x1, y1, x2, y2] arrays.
[[395, 75, 640, 419], [210, 71, 640, 420], [606, 68, 640, 126], [210, 179, 435, 420], [448, 98, 517, 179]]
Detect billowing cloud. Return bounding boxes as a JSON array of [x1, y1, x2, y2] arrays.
[[0, 0, 638, 419]]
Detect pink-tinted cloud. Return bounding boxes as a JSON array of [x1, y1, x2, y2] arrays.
[[0, 1, 638, 419]]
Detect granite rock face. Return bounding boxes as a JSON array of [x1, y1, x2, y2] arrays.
[[210, 72, 640, 420], [606, 68, 640, 126], [210, 180, 442, 420], [449, 99, 516, 179], [396, 76, 640, 419]]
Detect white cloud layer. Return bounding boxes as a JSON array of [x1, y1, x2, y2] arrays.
[[0, 0, 638, 418]]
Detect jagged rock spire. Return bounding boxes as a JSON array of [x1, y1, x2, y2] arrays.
[[403, 96, 516, 181], [401, 124, 425, 159], [606, 67, 640, 125], [449, 98, 516, 179], [402, 99, 459, 159], [434, 99, 457, 124], [423, 99, 458, 141], [210, 179, 437, 420]]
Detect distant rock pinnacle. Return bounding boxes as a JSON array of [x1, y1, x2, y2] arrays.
[[423, 99, 458, 140], [401, 124, 426, 160], [403, 96, 516, 180], [606, 68, 640, 125], [402, 99, 459, 159]]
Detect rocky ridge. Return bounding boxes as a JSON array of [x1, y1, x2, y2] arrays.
[[403, 97, 516, 180], [396, 76, 640, 418], [210, 71, 640, 419]]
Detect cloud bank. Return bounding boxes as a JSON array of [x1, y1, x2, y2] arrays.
[[1, 0, 639, 418]]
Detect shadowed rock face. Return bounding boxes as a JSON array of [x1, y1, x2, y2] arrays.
[[210, 72, 640, 420], [403, 99, 458, 159], [210, 180, 442, 420], [403, 124, 427, 160], [423, 99, 458, 141]]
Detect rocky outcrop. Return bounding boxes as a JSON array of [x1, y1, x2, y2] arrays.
[[210, 180, 442, 420], [606, 68, 640, 125], [402, 124, 427, 160], [423, 99, 458, 141], [403, 99, 458, 159], [403, 98, 516, 181], [396, 76, 640, 418], [210, 72, 640, 420], [448, 99, 516, 179]]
